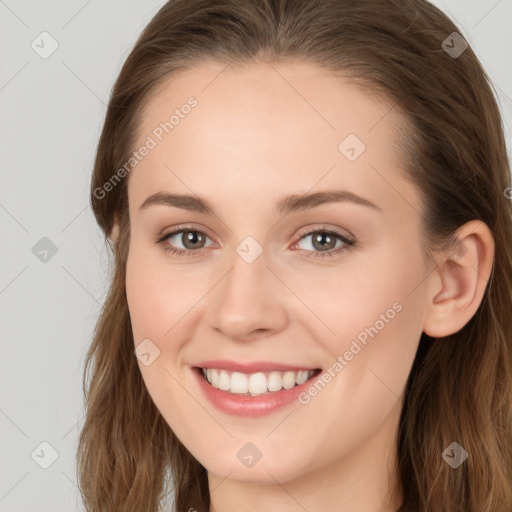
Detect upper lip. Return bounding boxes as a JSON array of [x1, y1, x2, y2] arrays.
[[193, 360, 321, 374]]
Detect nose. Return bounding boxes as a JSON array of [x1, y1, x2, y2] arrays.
[[206, 248, 289, 342]]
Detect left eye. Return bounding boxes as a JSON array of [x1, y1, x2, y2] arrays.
[[293, 229, 354, 255]]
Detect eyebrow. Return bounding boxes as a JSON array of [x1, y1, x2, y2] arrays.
[[138, 189, 382, 215]]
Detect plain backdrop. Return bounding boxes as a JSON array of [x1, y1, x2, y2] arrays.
[[1, 1, 511, 510]]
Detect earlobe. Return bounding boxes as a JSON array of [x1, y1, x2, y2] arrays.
[[108, 215, 120, 246], [423, 220, 495, 338]]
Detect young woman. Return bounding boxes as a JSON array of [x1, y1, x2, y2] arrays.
[[77, 1, 512, 511]]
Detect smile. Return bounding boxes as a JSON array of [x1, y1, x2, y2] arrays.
[[200, 368, 320, 396]]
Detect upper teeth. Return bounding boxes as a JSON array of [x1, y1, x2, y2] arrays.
[[202, 368, 316, 396]]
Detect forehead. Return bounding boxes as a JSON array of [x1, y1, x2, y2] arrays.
[[128, 60, 418, 217]]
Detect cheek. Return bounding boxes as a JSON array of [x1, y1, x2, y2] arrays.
[[291, 251, 425, 456], [298, 244, 425, 375], [125, 242, 202, 343], [125, 252, 159, 343]]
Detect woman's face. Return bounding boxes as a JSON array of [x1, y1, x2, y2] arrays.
[[124, 60, 429, 485]]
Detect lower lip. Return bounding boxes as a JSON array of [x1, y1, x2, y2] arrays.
[[192, 367, 322, 417]]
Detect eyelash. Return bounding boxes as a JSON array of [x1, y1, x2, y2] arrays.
[[156, 224, 356, 259]]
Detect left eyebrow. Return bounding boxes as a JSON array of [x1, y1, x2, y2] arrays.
[[138, 189, 382, 215], [276, 190, 382, 215]]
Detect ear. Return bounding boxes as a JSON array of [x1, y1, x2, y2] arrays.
[[423, 220, 495, 338], [107, 214, 120, 246]]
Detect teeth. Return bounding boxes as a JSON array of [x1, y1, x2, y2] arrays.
[[218, 370, 231, 391], [201, 368, 316, 396], [231, 371, 249, 393], [248, 372, 266, 394]]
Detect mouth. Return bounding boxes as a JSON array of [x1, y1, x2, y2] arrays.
[[194, 367, 322, 397]]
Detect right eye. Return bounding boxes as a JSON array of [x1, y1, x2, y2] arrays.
[[158, 226, 216, 256]]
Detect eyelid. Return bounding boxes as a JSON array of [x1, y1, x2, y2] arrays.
[[293, 223, 354, 242], [156, 223, 216, 243]]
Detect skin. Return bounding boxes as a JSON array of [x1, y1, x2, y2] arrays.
[[112, 60, 494, 512]]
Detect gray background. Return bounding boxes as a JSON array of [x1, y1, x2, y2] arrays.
[[1, 1, 511, 511]]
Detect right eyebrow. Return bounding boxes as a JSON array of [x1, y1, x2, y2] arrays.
[[139, 192, 215, 214]]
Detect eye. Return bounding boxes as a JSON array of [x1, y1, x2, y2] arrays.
[[156, 224, 355, 259], [292, 228, 355, 259], [157, 225, 215, 256]]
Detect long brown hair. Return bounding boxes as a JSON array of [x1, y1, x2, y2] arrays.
[[78, 1, 512, 510]]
